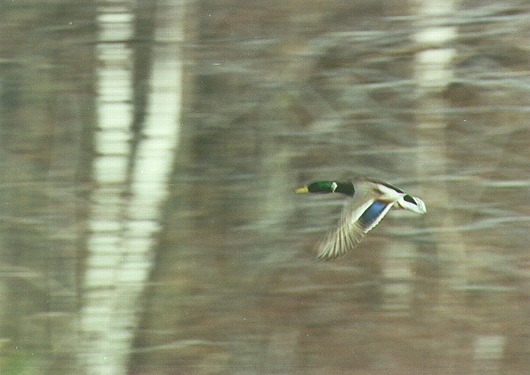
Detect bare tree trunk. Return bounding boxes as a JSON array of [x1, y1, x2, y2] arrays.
[[79, 1, 184, 374], [414, 0, 465, 300], [79, 2, 137, 373], [414, 0, 506, 372]]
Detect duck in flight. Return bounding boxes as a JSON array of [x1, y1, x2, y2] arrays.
[[295, 178, 426, 260]]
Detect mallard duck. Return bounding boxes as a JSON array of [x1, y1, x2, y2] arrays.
[[295, 178, 426, 259]]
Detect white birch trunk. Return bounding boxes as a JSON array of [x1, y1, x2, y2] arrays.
[[80, 1, 184, 374], [414, 0, 465, 293], [415, 1, 505, 372]]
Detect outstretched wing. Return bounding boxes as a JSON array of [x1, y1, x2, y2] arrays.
[[317, 190, 395, 260]]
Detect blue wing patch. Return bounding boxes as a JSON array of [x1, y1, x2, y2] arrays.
[[358, 200, 388, 230]]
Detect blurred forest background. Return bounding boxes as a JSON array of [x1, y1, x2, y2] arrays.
[[0, 0, 528, 374]]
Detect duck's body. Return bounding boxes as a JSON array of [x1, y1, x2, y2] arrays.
[[295, 178, 426, 259]]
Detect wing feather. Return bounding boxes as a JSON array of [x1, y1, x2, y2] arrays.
[[317, 181, 397, 260]]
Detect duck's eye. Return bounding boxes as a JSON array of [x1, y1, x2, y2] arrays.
[[403, 195, 417, 205]]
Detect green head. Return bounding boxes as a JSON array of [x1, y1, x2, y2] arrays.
[[295, 181, 354, 196]]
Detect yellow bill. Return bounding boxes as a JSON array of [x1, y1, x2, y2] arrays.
[[294, 186, 309, 193]]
